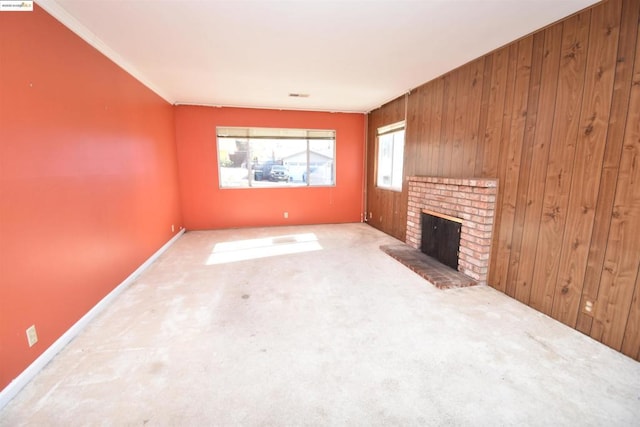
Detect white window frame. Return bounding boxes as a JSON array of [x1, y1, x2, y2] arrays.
[[216, 127, 336, 189], [376, 121, 405, 192]]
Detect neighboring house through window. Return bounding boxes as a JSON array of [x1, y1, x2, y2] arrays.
[[216, 127, 336, 188]]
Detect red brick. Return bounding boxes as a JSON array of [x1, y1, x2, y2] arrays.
[[460, 237, 490, 251], [460, 236, 492, 250], [470, 214, 493, 225], [462, 206, 481, 216], [463, 227, 492, 239], [480, 194, 496, 202], [471, 200, 491, 210], [473, 187, 495, 194]]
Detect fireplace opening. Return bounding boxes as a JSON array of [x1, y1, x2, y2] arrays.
[[421, 210, 462, 270]]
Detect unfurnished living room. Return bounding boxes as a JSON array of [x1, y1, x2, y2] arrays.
[[1, 0, 639, 425]]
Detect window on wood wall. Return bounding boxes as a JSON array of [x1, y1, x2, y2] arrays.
[[216, 127, 336, 188], [376, 121, 405, 191]]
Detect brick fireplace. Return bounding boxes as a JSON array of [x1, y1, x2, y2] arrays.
[[406, 177, 498, 286]]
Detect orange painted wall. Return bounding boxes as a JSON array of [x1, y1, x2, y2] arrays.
[[175, 106, 365, 229], [0, 7, 183, 390]]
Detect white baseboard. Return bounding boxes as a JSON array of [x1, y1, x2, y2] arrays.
[[0, 229, 186, 410]]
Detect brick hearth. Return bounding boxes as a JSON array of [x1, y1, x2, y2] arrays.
[[406, 177, 498, 286]]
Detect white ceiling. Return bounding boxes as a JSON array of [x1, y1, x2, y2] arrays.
[[38, 0, 600, 113]]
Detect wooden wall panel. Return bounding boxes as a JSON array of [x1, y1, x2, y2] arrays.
[[551, 0, 622, 326], [577, 0, 640, 336], [529, 12, 590, 315], [506, 32, 546, 301], [474, 55, 495, 176], [621, 267, 640, 359], [477, 47, 510, 178], [428, 78, 445, 175], [618, 18, 640, 358], [494, 37, 534, 294], [590, 13, 640, 351], [450, 65, 468, 177], [488, 43, 520, 293], [513, 25, 563, 304], [366, 96, 406, 240], [417, 85, 433, 176], [366, 0, 640, 360], [461, 59, 486, 174], [404, 87, 422, 179], [438, 72, 459, 176]]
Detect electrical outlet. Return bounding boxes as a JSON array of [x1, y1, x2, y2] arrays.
[[26, 325, 38, 347], [284, 212, 288, 219], [584, 300, 594, 313]]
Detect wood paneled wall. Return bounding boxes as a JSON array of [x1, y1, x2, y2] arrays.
[[366, 0, 640, 360]]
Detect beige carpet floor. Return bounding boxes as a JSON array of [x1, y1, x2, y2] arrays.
[[1, 223, 639, 426]]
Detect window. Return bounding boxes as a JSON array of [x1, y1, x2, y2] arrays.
[[376, 121, 405, 191], [216, 127, 336, 189]]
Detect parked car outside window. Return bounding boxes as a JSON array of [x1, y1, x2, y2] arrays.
[[269, 165, 289, 181]]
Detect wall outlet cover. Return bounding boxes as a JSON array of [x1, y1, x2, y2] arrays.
[[26, 325, 38, 347]]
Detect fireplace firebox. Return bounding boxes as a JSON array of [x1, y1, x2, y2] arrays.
[[421, 211, 462, 270]]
